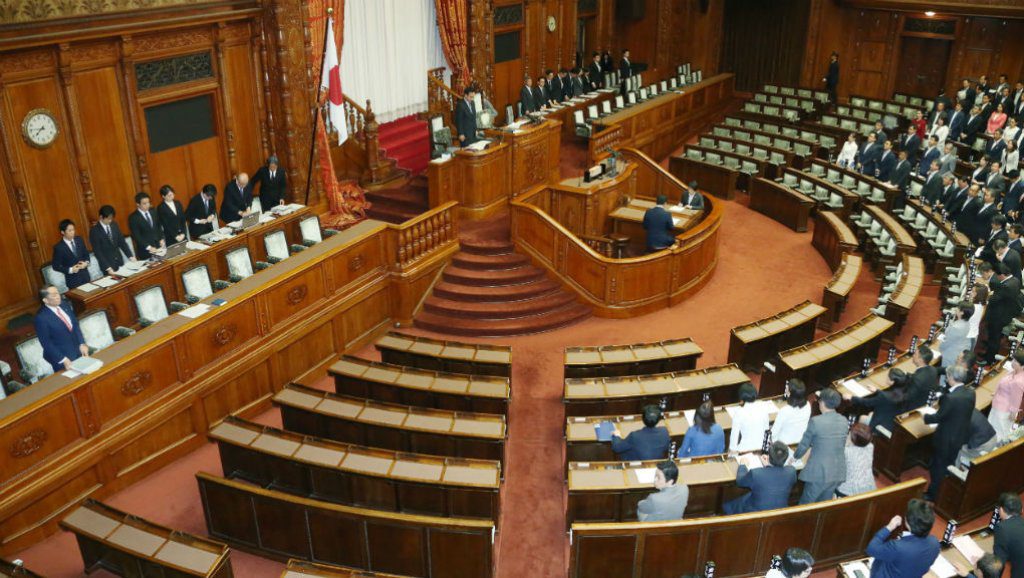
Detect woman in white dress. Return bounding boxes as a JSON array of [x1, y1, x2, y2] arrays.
[[771, 378, 811, 444], [836, 132, 859, 169], [729, 382, 772, 452]]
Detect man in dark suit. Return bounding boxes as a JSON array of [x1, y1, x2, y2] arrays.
[[89, 205, 135, 276], [642, 194, 675, 252], [619, 49, 632, 80], [988, 132, 1007, 163], [823, 52, 839, 104], [928, 101, 948, 132], [959, 79, 977, 110], [51, 219, 91, 289], [986, 161, 1007, 194], [544, 69, 560, 103], [877, 140, 897, 182], [948, 102, 966, 142], [128, 192, 165, 260], [938, 174, 959, 208], [569, 68, 585, 98], [994, 492, 1024, 578], [980, 214, 1010, 264], [918, 136, 941, 177], [920, 162, 944, 205], [555, 69, 571, 101], [900, 125, 922, 165], [996, 240, 1023, 283], [866, 499, 941, 578], [858, 132, 881, 176], [186, 184, 218, 239], [722, 441, 797, 514], [923, 366, 976, 499], [979, 262, 1024, 364], [904, 346, 938, 411], [794, 388, 847, 504], [1009, 224, 1024, 255], [972, 157, 992, 186], [679, 181, 704, 210], [519, 76, 536, 114], [34, 285, 88, 373], [972, 189, 1001, 246], [220, 173, 254, 223], [942, 175, 971, 217], [872, 121, 887, 145], [454, 87, 479, 147], [1005, 171, 1024, 221], [156, 185, 186, 246], [964, 106, 986, 144], [845, 368, 908, 434], [981, 93, 996, 122], [532, 77, 549, 110], [955, 186, 983, 235], [252, 155, 287, 210], [610, 405, 670, 461], [588, 52, 603, 89], [890, 150, 912, 192]]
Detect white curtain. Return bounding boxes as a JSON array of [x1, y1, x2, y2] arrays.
[[341, 0, 449, 123]]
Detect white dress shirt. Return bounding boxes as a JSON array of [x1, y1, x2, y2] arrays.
[[770, 402, 812, 445], [729, 401, 772, 452]]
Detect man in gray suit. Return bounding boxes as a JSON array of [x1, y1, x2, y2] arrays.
[[939, 142, 958, 176], [794, 388, 848, 504], [637, 460, 689, 521]]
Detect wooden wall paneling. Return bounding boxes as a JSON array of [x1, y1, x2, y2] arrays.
[[0, 162, 35, 323], [119, 37, 153, 198], [341, 285, 391, 348], [0, 465, 101, 548], [215, 25, 239, 175], [200, 360, 274, 424], [801, 0, 846, 93], [847, 10, 900, 100], [264, 266, 327, 328], [179, 299, 261, 377], [91, 342, 180, 425], [560, 0, 577, 69], [106, 406, 196, 478], [255, 21, 275, 161], [276, 321, 335, 386], [56, 45, 98, 224]]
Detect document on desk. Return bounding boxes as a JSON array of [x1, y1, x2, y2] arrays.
[[736, 452, 764, 470], [683, 409, 696, 426], [634, 468, 657, 484], [71, 356, 103, 374], [842, 379, 872, 398], [77, 282, 99, 293], [841, 561, 872, 578], [952, 535, 985, 564], [93, 277, 119, 288], [185, 241, 209, 251], [259, 213, 275, 224], [929, 554, 959, 578], [178, 304, 212, 319]]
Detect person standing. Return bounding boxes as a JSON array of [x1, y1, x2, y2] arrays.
[[823, 52, 839, 104], [51, 219, 91, 289], [34, 285, 88, 373], [771, 379, 811, 445], [252, 155, 287, 209], [989, 348, 1024, 442], [454, 87, 479, 147], [220, 173, 254, 222], [835, 423, 877, 497], [866, 499, 941, 578], [793, 388, 847, 504], [923, 366, 975, 500], [186, 184, 219, 239], [994, 492, 1024, 578], [156, 185, 186, 246], [729, 382, 772, 452], [128, 192, 165, 260], [89, 205, 135, 276]]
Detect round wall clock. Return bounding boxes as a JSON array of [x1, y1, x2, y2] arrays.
[[547, 15, 557, 32], [22, 109, 59, 149]]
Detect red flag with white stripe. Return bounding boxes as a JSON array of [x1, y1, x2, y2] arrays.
[[320, 16, 348, 144]]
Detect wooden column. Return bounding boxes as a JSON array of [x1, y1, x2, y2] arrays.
[[56, 44, 96, 225], [469, 0, 495, 99], [118, 35, 152, 195]]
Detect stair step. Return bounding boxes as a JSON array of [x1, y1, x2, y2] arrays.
[[432, 279, 560, 302], [442, 265, 545, 287], [413, 303, 591, 337], [452, 252, 531, 270], [423, 291, 577, 319], [366, 206, 417, 224], [459, 239, 516, 256]]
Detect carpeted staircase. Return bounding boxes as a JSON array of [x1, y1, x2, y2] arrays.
[[378, 115, 431, 175], [415, 236, 591, 337], [364, 174, 430, 224]]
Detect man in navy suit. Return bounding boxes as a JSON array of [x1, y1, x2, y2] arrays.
[[128, 192, 165, 260], [610, 405, 670, 461], [642, 194, 675, 252], [918, 136, 941, 177], [89, 205, 135, 276], [1004, 171, 1023, 221], [52, 219, 91, 289], [866, 498, 940, 578], [948, 102, 966, 142], [899, 125, 922, 165], [923, 366, 976, 500], [723, 441, 797, 514], [220, 173, 254, 223], [680, 181, 704, 210], [994, 492, 1024, 578], [858, 132, 881, 176], [34, 285, 88, 373], [877, 140, 897, 181]]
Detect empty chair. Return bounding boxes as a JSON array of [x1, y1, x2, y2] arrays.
[[820, 136, 836, 149], [79, 310, 115, 352], [740, 160, 758, 175], [705, 152, 722, 165], [879, 238, 897, 257], [909, 181, 923, 198], [755, 135, 771, 146], [937, 239, 955, 259], [601, 101, 612, 115], [574, 110, 592, 138], [763, 124, 780, 134], [429, 116, 455, 158], [923, 222, 939, 240], [15, 336, 53, 383], [133, 285, 171, 327], [867, 220, 882, 236], [87, 254, 103, 281], [614, 96, 624, 109], [840, 119, 856, 131], [299, 215, 323, 245], [737, 143, 752, 155], [813, 185, 829, 200], [799, 180, 814, 194], [770, 152, 785, 165], [774, 138, 790, 149], [827, 192, 844, 209], [752, 148, 768, 160], [735, 130, 751, 141], [770, 95, 783, 105], [853, 212, 872, 228], [900, 206, 915, 220], [852, 108, 867, 119], [826, 168, 840, 183], [754, 93, 768, 103], [783, 127, 799, 138], [181, 264, 225, 302], [783, 173, 799, 187], [587, 105, 599, 120], [686, 148, 703, 161], [713, 127, 730, 137], [869, 188, 887, 203], [251, 196, 263, 215], [912, 213, 928, 230], [765, 84, 778, 93], [841, 175, 856, 188], [783, 97, 797, 108], [725, 117, 740, 127], [718, 140, 733, 152], [627, 92, 637, 105], [724, 156, 740, 170], [781, 87, 795, 96], [851, 97, 866, 107], [857, 181, 871, 195], [40, 263, 68, 294], [744, 103, 759, 113], [226, 247, 258, 282], [700, 136, 715, 148], [263, 230, 290, 263]]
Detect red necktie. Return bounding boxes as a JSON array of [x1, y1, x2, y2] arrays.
[[54, 307, 72, 332]]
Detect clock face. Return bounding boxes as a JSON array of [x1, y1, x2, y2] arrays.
[[547, 15, 557, 32], [22, 109, 58, 148]]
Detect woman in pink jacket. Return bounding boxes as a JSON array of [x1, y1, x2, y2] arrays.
[[990, 349, 1024, 441]]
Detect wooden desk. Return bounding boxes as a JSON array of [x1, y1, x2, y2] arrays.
[[790, 168, 859, 219], [274, 383, 507, 463], [821, 254, 862, 331], [760, 314, 893, 396], [883, 255, 925, 336], [568, 478, 926, 578], [330, 356, 510, 415], [66, 207, 312, 327], [198, 472, 493, 577], [427, 142, 512, 221], [863, 204, 917, 272], [60, 498, 233, 577], [564, 338, 703, 378], [905, 199, 969, 275], [564, 364, 749, 417], [281, 559, 413, 578], [688, 144, 776, 186], [484, 119, 561, 198], [375, 332, 512, 377], [609, 201, 701, 254], [711, 124, 819, 169], [748, 178, 815, 232], [728, 301, 827, 372], [813, 211, 858, 271], [699, 134, 797, 170], [548, 161, 639, 240], [838, 527, 993, 578], [667, 156, 741, 200], [0, 561, 41, 577], [938, 434, 1024, 522], [210, 416, 500, 519], [812, 160, 898, 211]]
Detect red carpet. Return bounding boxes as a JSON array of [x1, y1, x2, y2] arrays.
[[378, 115, 430, 175]]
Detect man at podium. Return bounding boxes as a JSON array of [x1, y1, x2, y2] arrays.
[[455, 86, 479, 147]]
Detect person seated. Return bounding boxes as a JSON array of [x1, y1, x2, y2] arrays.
[[34, 285, 88, 373], [765, 548, 814, 578], [679, 181, 704, 210], [636, 460, 688, 522], [642, 194, 675, 252], [972, 554, 1005, 578], [730, 382, 771, 452], [722, 441, 797, 514], [866, 498, 940, 578], [835, 423, 876, 497], [771, 379, 811, 445], [994, 492, 1024, 578], [956, 409, 999, 468], [610, 404, 670, 461], [51, 219, 91, 289], [845, 368, 908, 434], [678, 401, 725, 458]]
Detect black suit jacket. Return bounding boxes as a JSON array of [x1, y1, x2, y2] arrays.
[[128, 209, 164, 260], [454, 99, 478, 147], [619, 59, 632, 80], [972, 203, 1000, 244], [571, 77, 584, 98], [891, 159, 912, 190], [955, 196, 981, 233], [89, 221, 132, 274], [51, 236, 91, 289], [1000, 249, 1023, 283], [877, 150, 897, 181], [825, 61, 839, 90], [945, 187, 969, 217], [531, 86, 546, 108], [987, 275, 1024, 329], [548, 76, 564, 102], [900, 134, 922, 164], [995, 515, 1024, 578], [588, 62, 603, 87], [921, 172, 944, 205], [253, 165, 287, 210], [220, 179, 253, 222], [519, 86, 535, 114], [923, 386, 975, 463], [903, 365, 938, 411], [980, 228, 1010, 264], [964, 115, 985, 142], [185, 193, 218, 239], [156, 200, 186, 245]]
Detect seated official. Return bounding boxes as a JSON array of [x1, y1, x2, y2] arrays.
[[128, 192, 165, 260], [730, 382, 771, 452], [637, 460, 688, 522], [89, 205, 135, 276], [253, 155, 286, 210], [642, 194, 676, 252], [679, 181, 704, 210], [972, 554, 1005, 578], [845, 368, 908, 434], [995, 493, 1024, 578], [221, 173, 254, 222], [956, 409, 999, 467], [454, 86, 480, 148], [835, 423, 876, 497], [51, 219, 91, 289], [765, 548, 814, 578], [679, 401, 725, 458], [722, 441, 797, 514], [610, 404, 670, 461], [186, 184, 219, 239], [866, 499, 940, 578], [34, 285, 88, 373], [771, 379, 811, 445], [156, 185, 187, 246]]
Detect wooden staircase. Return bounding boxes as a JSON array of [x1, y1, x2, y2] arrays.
[[328, 95, 408, 191]]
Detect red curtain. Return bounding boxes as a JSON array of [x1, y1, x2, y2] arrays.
[[434, 0, 471, 92]]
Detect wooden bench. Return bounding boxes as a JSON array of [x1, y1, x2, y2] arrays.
[[564, 364, 750, 417], [813, 211, 858, 271], [668, 155, 740, 200], [900, 199, 969, 276], [760, 314, 893, 396], [880, 255, 925, 336], [375, 332, 511, 377], [938, 434, 1024, 522], [564, 338, 703, 378], [728, 301, 827, 372], [568, 478, 926, 578], [861, 205, 917, 272], [282, 559, 413, 577], [748, 178, 815, 232], [59, 498, 233, 577], [821, 253, 862, 331], [780, 168, 859, 219], [209, 416, 501, 519], [329, 356, 510, 415], [274, 383, 507, 463], [198, 472, 493, 577]]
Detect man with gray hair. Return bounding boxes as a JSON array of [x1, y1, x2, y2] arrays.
[[253, 155, 287, 210], [794, 387, 848, 504], [923, 365, 975, 500]]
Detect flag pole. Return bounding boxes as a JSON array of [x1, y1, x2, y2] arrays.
[[304, 7, 334, 207]]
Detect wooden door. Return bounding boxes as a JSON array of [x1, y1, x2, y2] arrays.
[[895, 37, 952, 98], [143, 92, 228, 199]]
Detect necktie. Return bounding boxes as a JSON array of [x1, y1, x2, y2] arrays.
[[204, 198, 209, 213], [104, 225, 111, 241], [144, 211, 152, 227], [54, 307, 72, 332], [270, 171, 275, 180]]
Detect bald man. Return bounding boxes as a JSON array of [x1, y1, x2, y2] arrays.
[[220, 172, 254, 222]]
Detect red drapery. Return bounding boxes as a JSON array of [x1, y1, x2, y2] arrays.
[[434, 0, 471, 92], [307, 0, 344, 83]]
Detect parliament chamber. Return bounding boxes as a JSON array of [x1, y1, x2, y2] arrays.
[[3, 0, 1024, 577]]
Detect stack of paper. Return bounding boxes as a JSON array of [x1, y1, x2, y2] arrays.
[[634, 468, 657, 484], [178, 303, 212, 319], [94, 277, 119, 288], [736, 453, 763, 470], [952, 535, 985, 564], [841, 561, 871, 578], [76, 282, 99, 293], [929, 555, 959, 578], [70, 356, 103, 374], [185, 241, 209, 251], [843, 379, 872, 397]]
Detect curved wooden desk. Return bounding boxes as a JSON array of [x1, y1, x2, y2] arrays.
[[728, 301, 827, 372], [822, 253, 862, 330], [282, 559, 412, 578], [564, 338, 703, 378], [375, 332, 511, 377], [938, 434, 1024, 522]]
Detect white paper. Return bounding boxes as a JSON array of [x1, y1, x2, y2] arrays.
[[843, 379, 872, 398], [76, 283, 99, 293], [114, 265, 142, 277], [178, 304, 212, 319], [258, 213, 275, 224], [185, 241, 209, 251], [93, 277, 119, 288], [736, 453, 763, 470], [71, 356, 103, 374], [929, 554, 959, 578], [466, 140, 490, 151], [683, 409, 696, 426], [634, 468, 657, 484], [842, 561, 872, 578], [672, 217, 682, 226], [62, 370, 81, 378], [919, 406, 938, 415], [952, 535, 985, 564]]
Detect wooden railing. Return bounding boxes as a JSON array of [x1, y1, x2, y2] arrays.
[[341, 94, 368, 145], [427, 67, 458, 130], [385, 201, 460, 271], [334, 94, 399, 188]]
